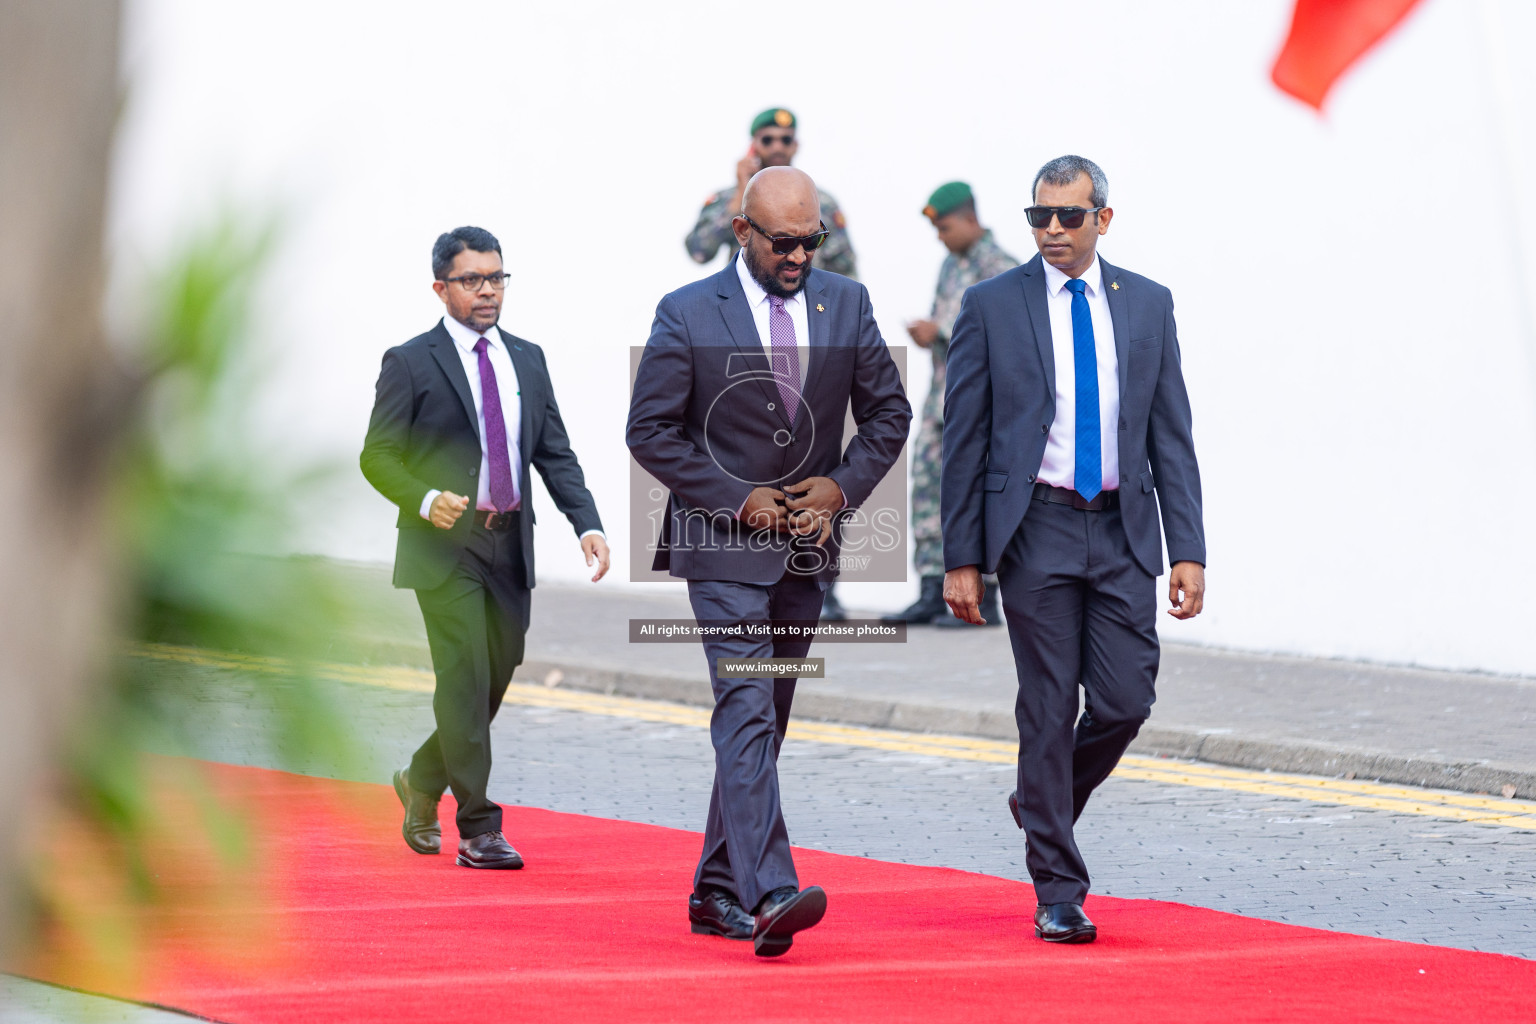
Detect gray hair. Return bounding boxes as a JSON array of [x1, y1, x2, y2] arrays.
[[1032, 155, 1108, 208]]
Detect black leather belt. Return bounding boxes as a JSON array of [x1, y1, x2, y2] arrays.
[[474, 509, 520, 531], [1032, 483, 1119, 511]]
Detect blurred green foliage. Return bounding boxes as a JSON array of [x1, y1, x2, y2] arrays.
[[33, 211, 364, 964]]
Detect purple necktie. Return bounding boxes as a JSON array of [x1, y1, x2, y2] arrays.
[[768, 295, 801, 422], [473, 337, 519, 512]]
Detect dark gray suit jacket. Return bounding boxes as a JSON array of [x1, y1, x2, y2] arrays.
[[940, 253, 1204, 578], [360, 321, 603, 595], [626, 256, 911, 584]]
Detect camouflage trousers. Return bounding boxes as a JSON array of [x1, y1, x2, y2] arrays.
[[911, 409, 946, 578], [912, 403, 998, 588]]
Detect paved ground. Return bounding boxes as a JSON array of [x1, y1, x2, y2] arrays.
[[7, 654, 1534, 1021], [313, 561, 1536, 798], [156, 661, 1536, 959]]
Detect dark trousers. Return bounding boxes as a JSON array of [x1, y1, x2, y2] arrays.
[[686, 573, 824, 913], [995, 500, 1159, 905], [408, 520, 529, 840]]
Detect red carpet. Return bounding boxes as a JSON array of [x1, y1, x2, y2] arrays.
[[17, 759, 1536, 1023]]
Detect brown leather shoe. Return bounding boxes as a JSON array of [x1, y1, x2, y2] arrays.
[[456, 830, 524, 869], [392, 768, 441, 855]]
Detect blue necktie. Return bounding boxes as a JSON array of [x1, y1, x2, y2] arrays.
[[1065, 278, 1101, 500]]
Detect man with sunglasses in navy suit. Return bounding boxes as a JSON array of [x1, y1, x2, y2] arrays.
[[629, 167, 910, 957], [941, 156, 1206, 944]]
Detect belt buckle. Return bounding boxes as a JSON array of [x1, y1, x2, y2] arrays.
[[484, 511, 507, 530]]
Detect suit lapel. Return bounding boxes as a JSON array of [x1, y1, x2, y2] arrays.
[[716, 255, 794, 429], [1100, 256, 1130, 400], [428, 321, 478, 433], [1019, 255, 1055, 390], [500, 328, 538, 476]]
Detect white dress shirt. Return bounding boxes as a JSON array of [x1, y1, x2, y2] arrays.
[[1038, 255, 1121, 494], [735, 248, 809, 390], [420, 316, 603, 541]]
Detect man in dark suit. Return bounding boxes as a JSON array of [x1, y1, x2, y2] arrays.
[[362, 226, 608, 869], [941, 156, 1206, 944], [628, 167, 910, 956]]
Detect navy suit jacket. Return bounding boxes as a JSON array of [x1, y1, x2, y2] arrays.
[[626, 256, 911, 584], [940, 253, 1205, 578], [360, 321, 603, 598]]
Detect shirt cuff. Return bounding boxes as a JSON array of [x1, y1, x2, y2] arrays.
[[419, 490, 441, 520], [578, 529, 605, 542]]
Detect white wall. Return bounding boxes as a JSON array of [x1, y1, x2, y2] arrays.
[[113, 0, 1536, 675]]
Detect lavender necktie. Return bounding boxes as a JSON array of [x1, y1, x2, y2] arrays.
[[768, 294, 801, 422], [473, 337, 519, 512]]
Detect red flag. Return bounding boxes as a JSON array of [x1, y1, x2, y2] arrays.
[[1271, 0, 1425, 109]]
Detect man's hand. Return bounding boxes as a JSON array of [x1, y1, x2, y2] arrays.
[[735, 146, 762, 193], [944, 565, 987, 625], [784, 476, 844, 548], [1167, 561, 1205, 620], [582, 534, 611, 583], [740, 487, 787, 532], [429, 491, 470, 530], [906, 319, 940, 349]]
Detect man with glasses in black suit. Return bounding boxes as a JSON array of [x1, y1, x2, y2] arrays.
[[362, 226, 608, 871], [942, 156, 1206, 944]]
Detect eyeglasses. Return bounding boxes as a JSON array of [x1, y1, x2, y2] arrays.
[[756, 133, 795, 147], [740, 214, 830, 255], [1025, 206, 1104, 230], [444, 272, 510, 292]]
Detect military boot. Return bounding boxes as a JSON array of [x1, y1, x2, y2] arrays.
[[882, 576, 946, 624]]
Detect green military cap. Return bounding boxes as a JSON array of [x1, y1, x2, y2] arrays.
[[750, 107, 796, 134], [923, 181, 974, 219]]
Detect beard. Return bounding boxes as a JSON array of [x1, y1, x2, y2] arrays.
[[744, 241, 811, 299]]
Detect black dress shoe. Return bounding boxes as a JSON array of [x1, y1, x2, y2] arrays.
[[392, 768, 441, 855], [456, 830, 524, 869], [688, 887, 754, 941], [752, 885, 827, 957], [1034, 902, 1097, 943]]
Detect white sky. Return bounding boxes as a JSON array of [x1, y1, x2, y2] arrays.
[[112, 0, 1536, 675]]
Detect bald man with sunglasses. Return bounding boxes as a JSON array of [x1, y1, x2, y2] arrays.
[[941, 155, 1206, 944], [632, 167, 909, 957]]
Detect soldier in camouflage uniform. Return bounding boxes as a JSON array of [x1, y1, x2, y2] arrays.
[[686, 107, 858, 279], [885, 182, 1017, 626], [686, 107, 858, 621]]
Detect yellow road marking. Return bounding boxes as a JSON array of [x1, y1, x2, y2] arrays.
[[136, 643, 1536, 830]]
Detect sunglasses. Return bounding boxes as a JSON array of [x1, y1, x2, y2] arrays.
[[740, 213, 831, 255], [756, 133, 795, 147], [1025, 206, 1105, 230]]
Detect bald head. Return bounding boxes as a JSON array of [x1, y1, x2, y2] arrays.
[[740, 166, 821, 235], [733, 166, 823, 298]]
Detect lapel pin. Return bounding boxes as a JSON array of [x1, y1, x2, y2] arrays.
[[1111, 281, 1120, 291], [816, 303, 825, 312]]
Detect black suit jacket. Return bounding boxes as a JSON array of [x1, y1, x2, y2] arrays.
[[626, 258, 911, 584], [361, 320, 603, 596], [941, 254, 1204, 578]]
